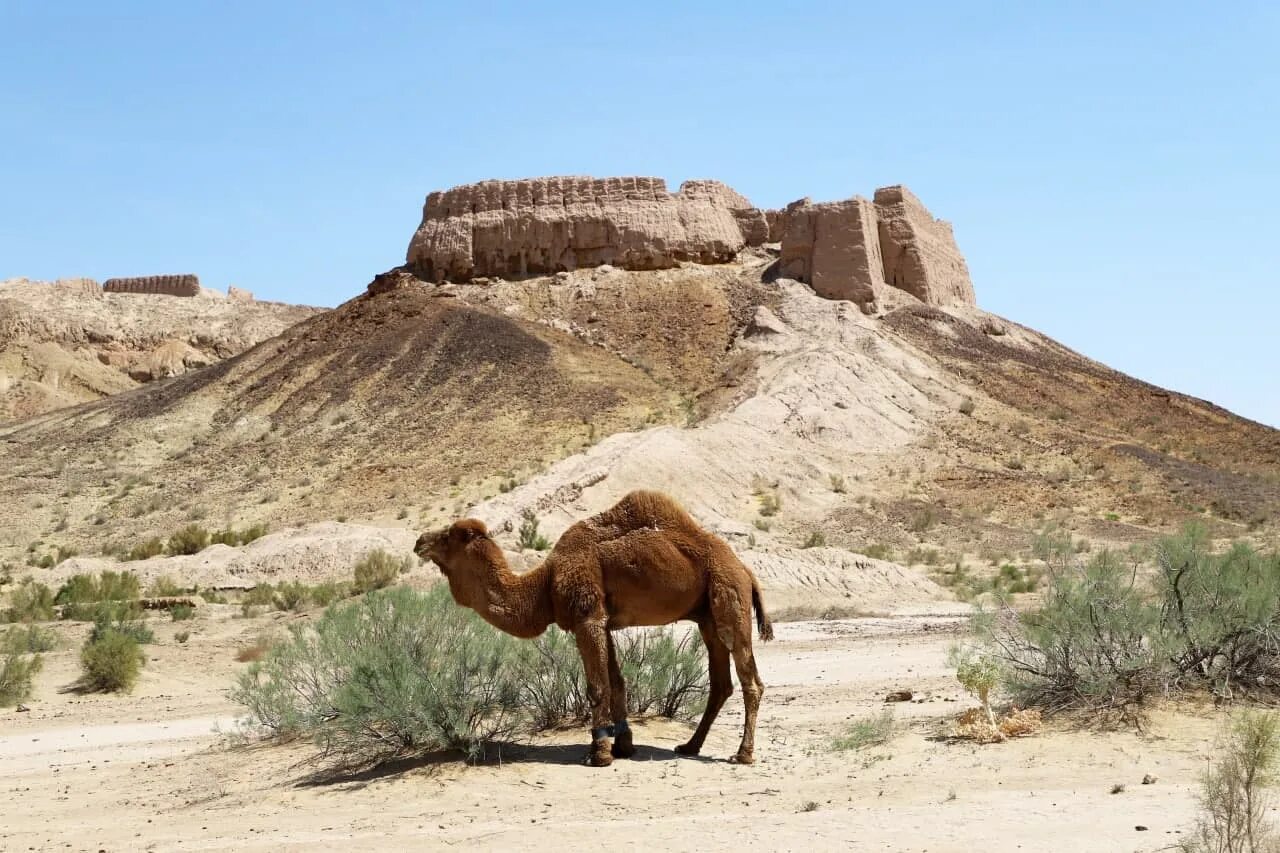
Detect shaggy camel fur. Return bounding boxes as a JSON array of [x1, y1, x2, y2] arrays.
[[415, 490, 773, 767]]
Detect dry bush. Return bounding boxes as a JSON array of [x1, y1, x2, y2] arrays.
[[352, 550, 410, 594], [80, 631, 144, 692], [1179, 711, 1280, 853], [0, 652, 43, 706], [834, 709, 894, 750], [953, 706, 1042, 743]]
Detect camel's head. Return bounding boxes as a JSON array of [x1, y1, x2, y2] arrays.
[[414, 519, 496, 608]]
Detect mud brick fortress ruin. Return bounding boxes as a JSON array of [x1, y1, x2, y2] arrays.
[[406, 176, 975, 311]]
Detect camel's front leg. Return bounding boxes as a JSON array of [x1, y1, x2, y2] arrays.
[[574, 619, 614, 767], [605, 633, 635, 758]]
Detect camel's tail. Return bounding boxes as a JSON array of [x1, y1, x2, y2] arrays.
[[752, 579, 774, 642]]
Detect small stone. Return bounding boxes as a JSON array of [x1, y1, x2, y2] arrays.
[[1142, 774, 1158, 785], [1135, 826, 1148, 832], [885, 690, 913, 703]]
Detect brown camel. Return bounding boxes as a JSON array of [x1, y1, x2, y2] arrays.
[[414, 489, 773, 767]]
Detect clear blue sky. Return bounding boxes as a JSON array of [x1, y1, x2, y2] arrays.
[[3, 2, 1277, 427]]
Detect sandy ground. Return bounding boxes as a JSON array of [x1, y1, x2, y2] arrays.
[[0, 606, 1231, 853]]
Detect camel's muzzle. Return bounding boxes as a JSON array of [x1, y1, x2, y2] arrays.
[[414, 528, 451, 575]]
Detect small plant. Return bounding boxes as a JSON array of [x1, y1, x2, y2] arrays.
[[4, 579, 55, 623], [168, 524, 211, 556], [517, 510, 552, 552], [758, 490, 782, 518], [88, 609, 153, 644], [834, 709, 894, 751], [175, 631, 190, 644], [2, 625, 58, 653], [0, 651, 43, 706], [958, 396, 975, 415], [397, 507, 410, 520], [801, 530, 827, 549], [829, 474, 847, 494], [353, 550, 408, 594], [753, 518, 771, 532], [308, 581, 349, 608], [125, 537, 164, 561], [170, 604, 195, 622], [948, 644, 1003, 729], [146, 576, 184, 598], [1111, 783, 1126, 795], [862, 544, 892, 561], [80, 630, 144, 692], [271, 582, 309, 612], [1005, 457, 1025, 471], [1179, 711, 1280, 853], [800, 800, 820, 813], [909, 505, 938, 533]]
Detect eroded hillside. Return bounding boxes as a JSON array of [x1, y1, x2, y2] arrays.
[[0, 277, 322, 423]]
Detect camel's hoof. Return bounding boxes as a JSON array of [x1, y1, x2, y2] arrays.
[[611, 730, 636, 759], [729, 751, 755, 765], [674, 742, 700, 757], [586, 741, 614, 767]]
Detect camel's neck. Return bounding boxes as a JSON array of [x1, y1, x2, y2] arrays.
[[473, 556, 555, 639]]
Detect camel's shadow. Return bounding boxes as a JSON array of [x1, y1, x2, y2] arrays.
[[294, 741, 706, 789]]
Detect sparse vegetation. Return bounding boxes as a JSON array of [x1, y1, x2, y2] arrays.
[[210, 523, 269, 547], [517, 510, 551, 552], [232, 586, 707, 766], [2, 625, 58, 653], [829, 474, 847, 493], [56, 571, 142, 606], [1179, 711, 1280, 853], [352, 550, 410, 594], [80, 630, 144, 692], [4, 579, 55, 623], [758, 490, 782, 518], [958, 396, 975, 415], [170, 604, 195, 622], [167, 524, 211, 556], [0, 651, 43, 706], [967, 525, 1280, 712], [862, 544, 892, 561], [175, 631, 191, 644], [834, 709, 894, 750], [801, 530, 827, 549], [125, 537, 164, 561]]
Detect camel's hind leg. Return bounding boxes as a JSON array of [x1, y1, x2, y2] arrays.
[[605, 633, 635, 758], [574, 619, 614, 767], [675, 620, 732, 757], [729, 640, 764, 764]]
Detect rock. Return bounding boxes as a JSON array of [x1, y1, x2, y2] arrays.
[[777, 185, 976, 309], [885, 689, 914, 702], [406, 176, 763, 282], [873, 186, 976, 307], [15, 703, 29, 712], [1142, 774, 1158, 785], [1135, 826, 1148, 832], [103, 274, 201, 297], [778, 196, 886, 309], [227, 286, 254, 302]]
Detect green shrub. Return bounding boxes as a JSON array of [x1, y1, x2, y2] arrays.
[[62, 598, 144, 624], [55, 570, 141, 605], [834, 710, 894, 750], [168, 524, 211, 556], [210, 523, 269, 547], [758, 490, 782, 518], [175, 631, 191, 644], [232, 585, 527, 763], [862, 544, 892, 561], [1, 625, 58, 653], [1179, 711, 1280, 853], [272, 582, 309, 612], [308, 582, 349, 608], [80, 631, 144, 692], [125, 538, 164, 561], [147, 576, 184, 597], [4, 579, 55, 623], [231, 586, 708, 767], [170, 604, 195, 622], [517, 510, 551, 552], [520, 626, 707, 729], [0, 652, 43, 706], [801, 530, 827, 549], [971, 526, 1280, 711], [88, 608, 153, 645], [353, 550, 406, 594]]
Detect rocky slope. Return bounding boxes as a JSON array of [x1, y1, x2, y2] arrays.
[[2, 177, 1276, 609], [0, 277, 322, 423]]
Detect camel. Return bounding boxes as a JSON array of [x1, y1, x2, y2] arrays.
[[414, 489, 773, 767]]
